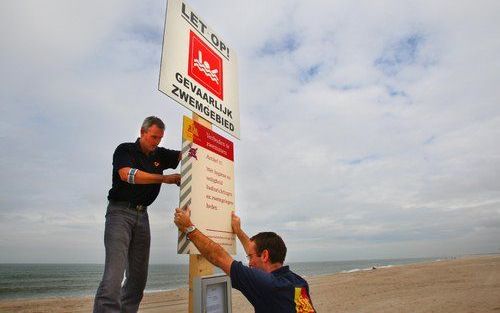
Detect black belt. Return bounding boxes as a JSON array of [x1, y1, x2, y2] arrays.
[[109, 200, 147, 212]]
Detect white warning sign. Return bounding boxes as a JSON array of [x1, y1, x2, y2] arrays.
[[159, 0, 240, 139]]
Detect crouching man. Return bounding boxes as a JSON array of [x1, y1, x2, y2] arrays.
[[174, 208, 316, 313]]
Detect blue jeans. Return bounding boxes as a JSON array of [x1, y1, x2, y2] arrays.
[[93, 202, 150, 313]]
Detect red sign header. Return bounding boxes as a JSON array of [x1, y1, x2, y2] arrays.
[[193, 121, 233, 161]]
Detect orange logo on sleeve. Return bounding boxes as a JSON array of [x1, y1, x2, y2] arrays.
[[294, 287, 315, 313]]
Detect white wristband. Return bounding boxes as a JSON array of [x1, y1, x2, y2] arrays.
[[127, 168, 138, 184]]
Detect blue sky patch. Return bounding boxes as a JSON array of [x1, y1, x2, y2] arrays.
[[259, 33, 300, 56], [386, 85, 408, 98], [424, 135, 436, 145], [299, 64, 322, 83], [126, 24, 163, 44], [375, 34, 425, 76], [342, 154, 379, 165]]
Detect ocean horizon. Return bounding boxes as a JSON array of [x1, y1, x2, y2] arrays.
[[0, 257, 444, 300]]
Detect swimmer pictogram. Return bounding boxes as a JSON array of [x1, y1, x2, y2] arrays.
[[193, 51, 219, 84], [188, 30, 224, 100]]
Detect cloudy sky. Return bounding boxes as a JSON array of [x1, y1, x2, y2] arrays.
[[1, 0, 499, 264]]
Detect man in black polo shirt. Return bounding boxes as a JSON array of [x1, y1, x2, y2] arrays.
[[174, 208, 316, 313], [94, 116, 181, 313]]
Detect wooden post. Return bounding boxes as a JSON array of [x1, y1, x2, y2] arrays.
[[188, 113, 214, 313]]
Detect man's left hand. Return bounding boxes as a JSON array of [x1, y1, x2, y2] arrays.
[[163, 174, 181, 186]]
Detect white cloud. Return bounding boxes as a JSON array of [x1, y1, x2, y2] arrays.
[[1, 0, 499, 263]]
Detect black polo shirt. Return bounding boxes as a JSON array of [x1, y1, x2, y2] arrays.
[[107, 138, 180, 206]]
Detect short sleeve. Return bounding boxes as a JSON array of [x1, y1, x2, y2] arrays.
[[159, 148, 180, 170], [113, 144, 133, 170], [230, 261, 273, 303]]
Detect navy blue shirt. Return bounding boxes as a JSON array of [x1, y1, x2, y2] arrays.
[[107, 138, 180, 206], [230, 261, 316, 313]]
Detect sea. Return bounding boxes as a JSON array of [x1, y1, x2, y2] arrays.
[[0, 257, 442, 300]]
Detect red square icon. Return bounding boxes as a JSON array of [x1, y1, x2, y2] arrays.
[[188, 31, 224, 100]]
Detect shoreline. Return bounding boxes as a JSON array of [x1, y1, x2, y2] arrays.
[[1, 255, 499, 312], [0, 256, 441, 301]]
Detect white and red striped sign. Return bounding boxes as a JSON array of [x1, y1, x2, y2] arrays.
[[178, 116, 235, 255]]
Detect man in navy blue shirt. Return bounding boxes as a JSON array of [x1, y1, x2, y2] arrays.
[[174, 208, 316, 313], [94, 116, 181, 313]]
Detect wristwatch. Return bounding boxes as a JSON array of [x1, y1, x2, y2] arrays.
[[185, 225, 196, 239]]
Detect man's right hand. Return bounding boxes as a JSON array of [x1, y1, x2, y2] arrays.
[[163, 174, 181, 186]]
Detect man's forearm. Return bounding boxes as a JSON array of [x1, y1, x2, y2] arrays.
[[119, 167, 177, 184], [134, 170, 164, 184], [235, 229, 251, 255], [188, 229, 233, 274]]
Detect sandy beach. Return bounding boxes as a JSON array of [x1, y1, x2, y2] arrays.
[[1, 255, 499, 313]]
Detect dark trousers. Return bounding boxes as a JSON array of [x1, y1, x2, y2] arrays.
[[93, 202, 150, 313]]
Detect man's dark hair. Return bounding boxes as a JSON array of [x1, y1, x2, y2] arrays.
[[142, 116, 165, 130], [250, 232, 287, 264]]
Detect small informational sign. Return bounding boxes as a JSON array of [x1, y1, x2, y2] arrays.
[[206, 283, 225, 313], [159, 0, 240, 139], [193, 274, 232, 313], [178, 116, 235, 255]]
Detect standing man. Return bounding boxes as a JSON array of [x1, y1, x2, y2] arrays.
[[94, 116, 181, 313], [174, 208, 316, 313]]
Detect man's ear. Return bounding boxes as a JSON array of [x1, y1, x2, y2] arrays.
[[261, 249, 270, 262]]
